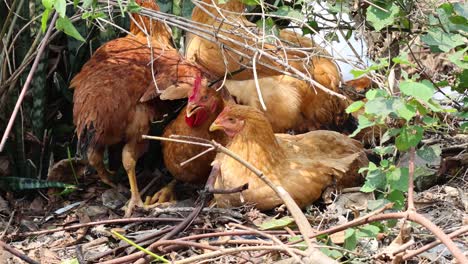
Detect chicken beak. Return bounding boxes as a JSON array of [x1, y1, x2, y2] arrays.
[[209, 121, 223, 132], [186, 102, 200, 118]]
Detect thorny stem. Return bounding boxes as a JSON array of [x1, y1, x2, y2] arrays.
[[0, 12, 58, 152]]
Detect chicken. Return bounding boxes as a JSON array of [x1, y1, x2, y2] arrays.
[[149, 81, 228, 203], [224, 74, 356, 134], [71, 0, 211, 216], [186, 0, 340, 83], [208, 104, 368, 210]]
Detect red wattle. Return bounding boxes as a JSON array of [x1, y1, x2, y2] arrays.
[[185, 109, 208, 128]]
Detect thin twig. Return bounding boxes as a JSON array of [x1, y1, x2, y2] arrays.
[[0, 240, 39, 264], [402, 225, 468, 260], [230, 223, 304, 264], [9, 217, 185, 238], [0, 12, 58, 152]]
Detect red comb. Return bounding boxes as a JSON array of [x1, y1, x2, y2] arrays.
[[189, 75, 202, 101]]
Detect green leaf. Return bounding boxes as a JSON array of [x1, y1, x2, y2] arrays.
[[420, 27, 465, 52], [449, 15, 467, 24], [395, 125, 423, 151], [365, 89, 387, 100], [361, 168, 386, 192], [417, 145, 441, 162], [258, 216, 295, 230], [400, 80, 435, 102], [41, 8, 51, 33], [272, 6, 304, 22], [56, 17, 85, 42], [350, 115, 376, 137], [357, 224, 380, 238], [82, 0, 94, 9], [344, 229, 357, 250], [256, 18, 279, 44], [374, 146, 395, 156], [367, 199, 389, 211], [365, 97, 395, 117], [438, 3, 454, 14], [422, 116, 439, 126], [396, 103, 416, 122], [54, 0, 67, 17], [42, 0, 54, 9], [387, 167, 409, 192], [455, 69, 468, 93], [320, 247, 343, 259], [126, 0, 142, 13], [387, 190, 405, 209], [392, 53, 416, 66], [61, 259, 80, 264], [239, 0, 259, 6], [287, 236, 307, 250], [302, 21, 319, 36], [461, 122, 468, 132], [366, 2, 400, 31], [0, 177, 76, 191], [453, 2, 468, 18], [448, 47, 468, 69], [346, 101, 365, 113]]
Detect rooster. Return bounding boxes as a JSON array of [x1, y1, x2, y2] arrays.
[[209, 104, 368, 210], [71, 0, 211, 216], [149, 81, 229, 203]]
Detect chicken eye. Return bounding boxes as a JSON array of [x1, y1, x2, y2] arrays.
[[202, 95, 208, 100], [227, 117, 235, 123]]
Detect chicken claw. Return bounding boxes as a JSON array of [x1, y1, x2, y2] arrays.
[[146, 180, 177, 205], [124, 196, 144, 217]]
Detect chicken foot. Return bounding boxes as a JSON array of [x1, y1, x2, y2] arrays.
[[87, 145, 116, 187], [146, 179, 177, 205], [122, 140, 147, 217]]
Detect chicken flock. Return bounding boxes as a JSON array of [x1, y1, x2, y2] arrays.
[[72, 0, 370, 217]]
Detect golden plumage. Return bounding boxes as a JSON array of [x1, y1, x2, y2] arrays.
[[210, 105, 368, 210]]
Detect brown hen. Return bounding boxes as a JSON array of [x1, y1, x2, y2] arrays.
[[71, 0, 210, 216], [209, 104, 368, 210]]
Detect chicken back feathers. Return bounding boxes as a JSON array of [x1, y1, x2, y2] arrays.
[[210, 105, 368, 210], [224, 74, 354, 134], [72, 9, 208, 148]]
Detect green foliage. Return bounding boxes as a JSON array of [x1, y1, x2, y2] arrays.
[[344, 225, 381, 251], [0, 177, 76, 191], [366, 2, 400, 31], [258, 216, 295, 230]]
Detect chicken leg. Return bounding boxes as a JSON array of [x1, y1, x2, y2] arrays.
[[87, 145, 116, 187], [122, 140, 147, 217]]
